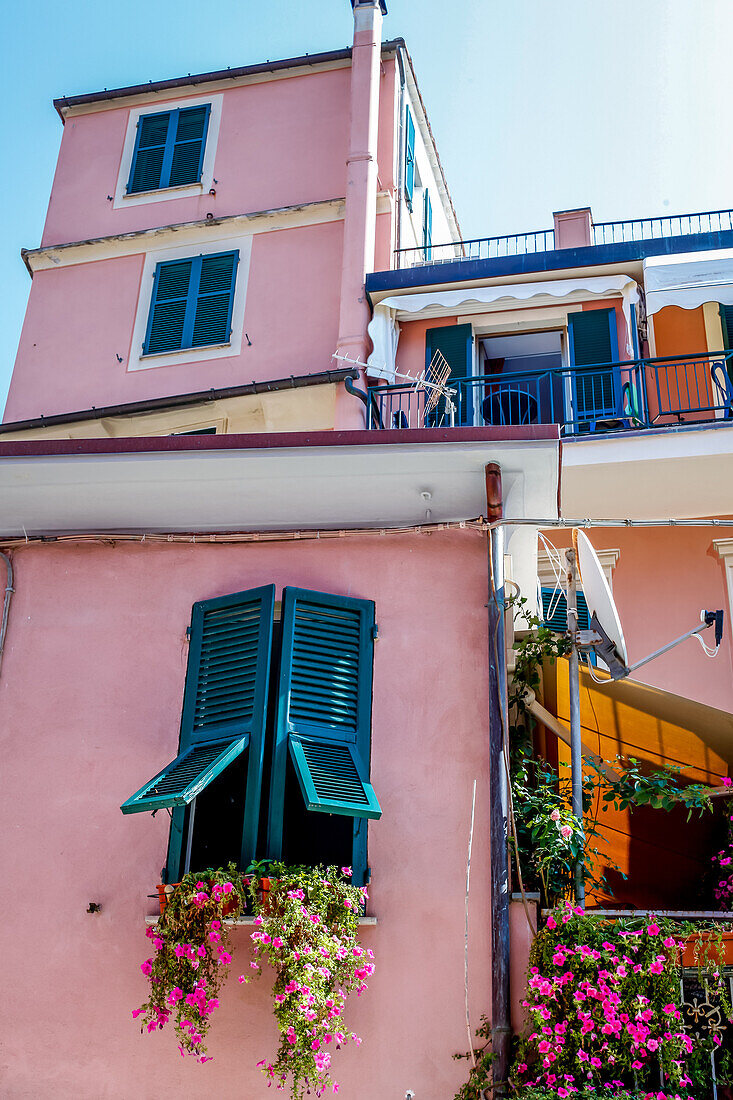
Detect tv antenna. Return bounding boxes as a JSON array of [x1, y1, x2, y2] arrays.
[[557, 529, 724, 905]]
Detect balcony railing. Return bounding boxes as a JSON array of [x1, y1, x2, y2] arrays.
[[367, 351, 733, 436], [394, 207, 733, 269]]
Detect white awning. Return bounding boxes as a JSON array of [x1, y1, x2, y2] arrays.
[[644, 249, 733, 315], [367, 275, 639, 381]]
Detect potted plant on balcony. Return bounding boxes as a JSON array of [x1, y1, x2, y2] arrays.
[[242, 863, 374, 1097], [134, 864, 247, 1062]]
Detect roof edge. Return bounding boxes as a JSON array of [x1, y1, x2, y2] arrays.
[[53, 39, 407, 118]]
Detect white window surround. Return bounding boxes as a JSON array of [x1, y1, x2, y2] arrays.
[[537, 547, 619, 590], [113, 94, 223, 210], [713, 540, 733, 637], [128, 234, 253, 372]]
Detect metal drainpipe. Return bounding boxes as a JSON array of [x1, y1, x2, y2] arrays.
[[0, 552, 14, 680], [395, 47, 406, 256], [485, 463, 511, 1093]]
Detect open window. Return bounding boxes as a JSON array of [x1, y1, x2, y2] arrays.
[[121, 586, 380, 886]]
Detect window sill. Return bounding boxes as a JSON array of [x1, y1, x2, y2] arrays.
[[139, 341, 231, 362], [145, 915, 378, 927], [124, 182, 204, 200]]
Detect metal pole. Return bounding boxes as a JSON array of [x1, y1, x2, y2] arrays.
[[183, 797, 197, 875], [565, 548, 585, 906], [486, 464, 511, 1092]]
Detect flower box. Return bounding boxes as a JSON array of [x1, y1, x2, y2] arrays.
[[680, 929, 733, 967]]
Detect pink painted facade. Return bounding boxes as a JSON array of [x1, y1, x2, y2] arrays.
[[1, 531, 492, 1099]]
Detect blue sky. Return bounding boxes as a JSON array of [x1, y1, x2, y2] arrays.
[[2, 0, 733, 412]]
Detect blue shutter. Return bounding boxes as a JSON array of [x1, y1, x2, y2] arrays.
[[568, 309, 619, 425], [143, 251, 238, 356], [127, 111, 171, 194], [405, 108, 416, 211], [122, 585, 275, 880], [127, 105, 210, 194], [168, 105, 210, 188], [267, 589, 381, 859], [423, 189, 432, 261], [143, 259, 193, 354]]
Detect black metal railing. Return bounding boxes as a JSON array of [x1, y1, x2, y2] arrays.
[[393, 207, 733, 269], [367, 351, 733, 435]]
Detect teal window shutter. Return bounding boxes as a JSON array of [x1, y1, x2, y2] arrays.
[[121, 585, 275, 880], [720, 304, 733, 350], [423, 189, 432, 261], [267, 588, 381, 862], [567, 309, 619, 425], [404, 107, 416, 211], [425, 322, 473, 424], [541, 587, 590, 632], [143, 251, 238, 355], [127, 105, 210, 194]]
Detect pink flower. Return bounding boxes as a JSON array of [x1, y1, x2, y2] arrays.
[[341, 867, 352, 876], [550, 809, 560, 821], [546, 916, 557, 930], [223, 881, 234, 894], [646, 923, 660, 936], [343, 899, 354, 909], [140, 959, 153, 976], [560, 824, 573, 839], [723, 777, 732, 786]]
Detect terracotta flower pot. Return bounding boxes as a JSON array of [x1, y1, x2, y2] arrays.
[[156, 882, 179, 915], [680, 930, 733, 967]]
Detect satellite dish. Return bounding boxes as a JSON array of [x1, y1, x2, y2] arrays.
[[572, 528, 628, 667]]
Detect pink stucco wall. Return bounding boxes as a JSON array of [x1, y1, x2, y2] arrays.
[[42, 63, 397, 248], [0, 530, 494, 1099], [5, 220, 348, 421], [545, 526, 733, 713]]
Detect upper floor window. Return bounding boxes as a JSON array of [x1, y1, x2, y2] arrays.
[[127, 105, 211, 194], [120, 586, 381, 887], [143, 250, 239, 356]]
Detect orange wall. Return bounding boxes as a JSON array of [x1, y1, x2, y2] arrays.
[[653, 305, 708, 357]]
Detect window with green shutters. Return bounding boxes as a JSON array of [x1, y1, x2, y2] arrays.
[[143, 251, 238, 355], [127, 105, 211, 194], [121, 585, 380, 886], [404, 107, 416, 211], [541, 586, 591, 633]]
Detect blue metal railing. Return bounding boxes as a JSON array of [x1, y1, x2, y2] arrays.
[[393, 207, 733, 269], [367, 351, 733, 434]]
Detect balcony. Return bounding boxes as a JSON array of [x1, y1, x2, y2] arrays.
[[394, 207, 733, 269], [367, 351, 733, 436]]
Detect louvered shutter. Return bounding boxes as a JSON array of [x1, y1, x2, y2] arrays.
[[721, 304, 733, 349], [168, 105, 210, 188], [127, 111, 171, 193], [541, 587, 590, 633], [425, 323, 473, 424], [267, 589, 381, 856], [568, 309, 618, 424], [143, 259, 193, 354], [405, 108, 416, 210], [191, 252, 238, 348], [423, 189, 432, 261], [121, 586, 275, 871]]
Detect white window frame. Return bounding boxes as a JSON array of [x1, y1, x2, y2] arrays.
[[113, 94, 223, 209], [128, 234, 253, 371]]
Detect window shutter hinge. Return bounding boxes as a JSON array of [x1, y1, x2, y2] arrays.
[[372, 623, 379, 641], [185, 626, 191, 641]]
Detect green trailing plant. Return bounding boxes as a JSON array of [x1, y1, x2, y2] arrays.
[[243, 863, 373, 1099], [452, 1015, 496, 1099], [134, 863, 248, 1061]]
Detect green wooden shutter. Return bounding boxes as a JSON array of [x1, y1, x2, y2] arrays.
[[405, 108, 416, 210], [143, 259, 193, 354], [425, 323, 473, 424], [127, 111, 171, 193], [168, 105, 210, 188], [191, 252, 238, 348], [568, 309, 618, 424], [423, 189, 432, 260], [267, 589, 381, 858], [121, 585, 275, 877], [720, 305, 733, 350], [541, 587, 590, 632]]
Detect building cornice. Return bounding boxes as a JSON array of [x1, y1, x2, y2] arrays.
[[22, 193, 393, 274]]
